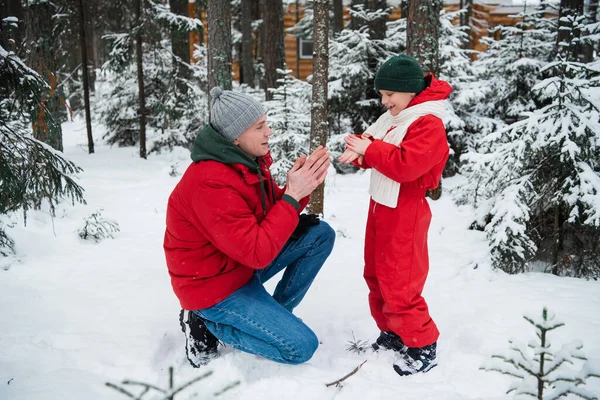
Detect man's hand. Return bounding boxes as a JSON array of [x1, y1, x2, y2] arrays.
[[343, 134, 372, 156], [338, 149, 363, 165], [285, 146, 330, 201]]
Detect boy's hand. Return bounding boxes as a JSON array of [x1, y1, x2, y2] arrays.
[[338, 149, 363, 165], [344, 134, 372, 156]]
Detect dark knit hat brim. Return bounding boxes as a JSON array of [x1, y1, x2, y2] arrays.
[[375, 77, 425, 94]]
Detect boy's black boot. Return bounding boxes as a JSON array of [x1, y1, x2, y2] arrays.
[[371, 331, 408, 353], [179, 309, 219, 367], [393, 342, 437, 376]]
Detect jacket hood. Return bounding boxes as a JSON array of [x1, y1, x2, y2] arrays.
[[191, 123, 258, 172], [409, 75, 452, 107]]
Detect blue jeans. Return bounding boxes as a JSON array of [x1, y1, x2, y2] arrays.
[[194, 221, 335, 364]]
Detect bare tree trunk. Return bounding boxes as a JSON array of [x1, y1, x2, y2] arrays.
[[134, 0, 147, 159], [85, 0, 97, 92], [78, 0, 94, 154], [295, 0, 300, 78], [332, 0, 344, 34], [308, 0, 329, 215], [360, 0, 388, 129], [551, 205, 564, 275], [407, 0, 442, 76], [407, 0, 442, 199], [262, 0, 284, 100], [195, 0, 205, 48], [24, 1, 64, 151], [170, 0, 191, 94], [241, 0, 255, 86], [207, 0, 232, 94], [400, 0, 409, 18]]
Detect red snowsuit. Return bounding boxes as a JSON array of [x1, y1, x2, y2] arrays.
[[356, 76, 451, 348]]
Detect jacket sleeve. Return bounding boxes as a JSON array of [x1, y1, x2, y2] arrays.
[[191, 181, 299, 269], [363, 115, 449, 183]]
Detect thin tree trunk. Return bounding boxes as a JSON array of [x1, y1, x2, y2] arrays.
[[308, 0, 329, 215], [78, 0, 94, 154], [407, 0, 443, 199], [332, 0, 344, 34], [85, 0, 97, 92], [134, 0, 147, 159], [170, 0, 191, 94], [295, 0, 300, 78], [241, 0, 255, 86], [551, 205, 563, 275], [24, 1, 64, 151], [364, 0, 387, 127], [195, 0, 205, 48], [407, 0, 442, 76], [400, 0, 409, 18], [262, 0, 284, 100], [207, 0, 232, 94]]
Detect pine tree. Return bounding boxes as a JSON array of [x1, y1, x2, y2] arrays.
[[264, 68, 311, 184], [438, 8, 475, 176], [482, 307, 600, 399], [456, 3, 556, 199], [99, 0, 205, 153], [462, 6, 600, 277], [1, 38, 85, 258], [327, 5, 394, 135], [475, 5, 554, 124]]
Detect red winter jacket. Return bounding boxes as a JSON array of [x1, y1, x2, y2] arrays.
[[355, 75, 451, 191], [164, 124, 308, 310]]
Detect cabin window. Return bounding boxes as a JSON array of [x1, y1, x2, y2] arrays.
[[299, 38, 313, 59]]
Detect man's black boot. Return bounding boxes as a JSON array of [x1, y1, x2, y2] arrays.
[[179, 310, 219, 367]]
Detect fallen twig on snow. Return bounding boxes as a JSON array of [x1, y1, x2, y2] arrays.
[[325, 360, 367, 388]]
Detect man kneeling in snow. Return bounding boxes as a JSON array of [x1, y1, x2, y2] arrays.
[[163, 87, 335, 367]]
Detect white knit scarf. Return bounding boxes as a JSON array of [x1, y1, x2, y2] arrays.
[[366, 100, 448, 208]]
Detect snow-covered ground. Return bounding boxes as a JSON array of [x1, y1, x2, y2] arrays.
[[1, 118, 599, 400]]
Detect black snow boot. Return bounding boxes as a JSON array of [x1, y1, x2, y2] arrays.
[[371, 331, 408, 353], [393, 342, 437, 376], [179, 309, 219, 367]]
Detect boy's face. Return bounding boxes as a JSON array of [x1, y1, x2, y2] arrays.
[[233, 115, 273, 158], [379, 90, 414, 116]]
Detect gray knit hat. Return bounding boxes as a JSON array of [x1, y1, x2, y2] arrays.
[[209, 87, 265, 141]]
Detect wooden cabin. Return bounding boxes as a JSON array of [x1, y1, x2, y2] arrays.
[[188, 0, 554, 81]]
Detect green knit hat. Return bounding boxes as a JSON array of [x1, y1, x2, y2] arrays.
[[375, 55, 425, 94]]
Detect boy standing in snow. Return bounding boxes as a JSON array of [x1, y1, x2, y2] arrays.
[[164, 87, 335, 367], [339, 55, 451, 376]]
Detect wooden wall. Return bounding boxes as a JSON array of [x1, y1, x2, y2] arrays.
[[188, 1, 555, 82]]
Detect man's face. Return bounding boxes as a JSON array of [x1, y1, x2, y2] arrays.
[[379, 90, 414, 116], [234, 115, 273, 158]]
